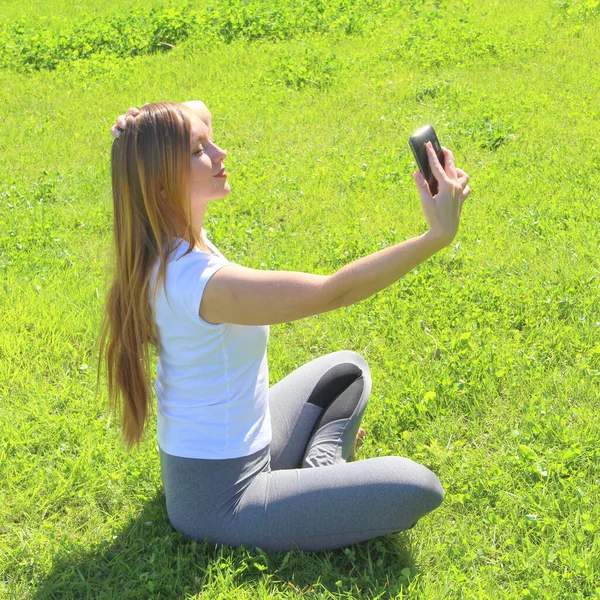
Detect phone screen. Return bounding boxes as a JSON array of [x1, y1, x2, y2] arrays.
[[409, 125, 445, 196]]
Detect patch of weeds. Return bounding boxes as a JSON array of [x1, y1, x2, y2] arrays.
[[54, 52, 134, 86], [388, 3, 545, 69], [0, 4, 198, 73], [415, 81, 449, 103], [208, 0, 401, 43], [0, 0, 404, 74], [444, 115, 517, 151], [261, 45, 343, 91], [556, 0, 600, 20]]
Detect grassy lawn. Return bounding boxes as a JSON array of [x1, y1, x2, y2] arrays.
[[1, 0, 599, 597]]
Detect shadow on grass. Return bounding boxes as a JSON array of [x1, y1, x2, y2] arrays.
[[32, 491, 418, 599]]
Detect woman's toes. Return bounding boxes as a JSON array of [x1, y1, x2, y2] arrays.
[[352, 428, 367, 455]]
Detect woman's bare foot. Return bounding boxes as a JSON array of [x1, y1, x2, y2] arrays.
[[349, 427, 366, 459]]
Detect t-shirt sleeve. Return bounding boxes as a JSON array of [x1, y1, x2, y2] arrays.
[[174, 252, 234, 326]]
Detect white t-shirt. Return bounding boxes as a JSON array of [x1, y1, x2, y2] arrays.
[[148, 229, 271, 459]]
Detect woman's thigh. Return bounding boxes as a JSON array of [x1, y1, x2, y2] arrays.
[[163, 446, 444, 553], [269, 350, 372, 470]]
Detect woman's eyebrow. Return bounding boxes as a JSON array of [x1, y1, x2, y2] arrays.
[[191, 136, 204, 150]]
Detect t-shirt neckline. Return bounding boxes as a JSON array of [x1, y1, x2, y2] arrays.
[[174, 230, 218, 256]]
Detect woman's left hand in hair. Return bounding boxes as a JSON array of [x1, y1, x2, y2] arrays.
[[110, 107, 140, 138]]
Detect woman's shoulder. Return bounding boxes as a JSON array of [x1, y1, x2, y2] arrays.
[[152, 236, 226, 279]]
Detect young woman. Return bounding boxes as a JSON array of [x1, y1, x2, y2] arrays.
[[97, 100, 471, 552]]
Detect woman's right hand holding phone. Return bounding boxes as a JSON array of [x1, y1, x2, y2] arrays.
[[414, 142, 471, 247]]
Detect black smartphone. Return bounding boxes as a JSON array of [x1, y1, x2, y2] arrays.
[[409, 125, 445, 196]]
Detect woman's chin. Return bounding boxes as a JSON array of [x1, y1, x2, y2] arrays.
[[210, 184, 230, 200]]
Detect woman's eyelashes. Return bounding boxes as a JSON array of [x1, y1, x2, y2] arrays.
[[195, 138, 215, 155], [194, 139, 223, 158]]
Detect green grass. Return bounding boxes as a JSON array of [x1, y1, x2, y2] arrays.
[[1, 0, 599, 597]]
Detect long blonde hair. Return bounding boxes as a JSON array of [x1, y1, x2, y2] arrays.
[[95, 101, 210, 448]]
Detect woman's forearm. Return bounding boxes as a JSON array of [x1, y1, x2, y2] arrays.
[[328, 231, 448, 308]]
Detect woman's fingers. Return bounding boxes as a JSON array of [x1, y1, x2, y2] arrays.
[[111, 107, 140, 137], [459, 185, 471, 212], [456, 167, 470, 190], [441, 146, 457, 179], [413, 170, 432, 201], [458, 185, 471, 213], [426, 142, 451, 186]]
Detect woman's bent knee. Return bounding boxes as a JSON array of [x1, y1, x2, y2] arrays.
[[412, 461, 444, 515], [327, 350, 370, 378], [423, 468, 444, 512], [387, 456, 444, 516], [346, 350, 370, 377]]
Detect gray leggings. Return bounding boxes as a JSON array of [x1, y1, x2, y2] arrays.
[[159, 350, 444, 552]]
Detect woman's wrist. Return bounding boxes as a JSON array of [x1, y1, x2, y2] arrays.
[[422, 229, 454, 252]]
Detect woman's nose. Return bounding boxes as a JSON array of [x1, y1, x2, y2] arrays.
[[214, 149, 227, 162]]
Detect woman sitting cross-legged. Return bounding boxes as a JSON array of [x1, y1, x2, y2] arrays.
[[96, 100, 471, 552]]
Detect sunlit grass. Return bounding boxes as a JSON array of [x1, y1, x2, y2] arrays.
[[1, 0, 599, 598]]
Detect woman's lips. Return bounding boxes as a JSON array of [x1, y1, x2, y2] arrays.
[[214, 167, 227, 177]]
